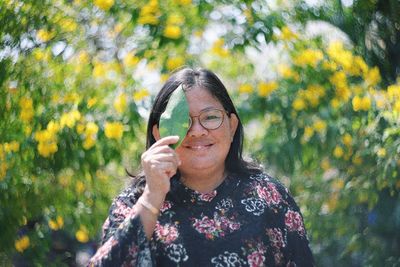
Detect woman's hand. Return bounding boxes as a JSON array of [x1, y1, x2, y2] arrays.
[[141, 136, 181, 203]]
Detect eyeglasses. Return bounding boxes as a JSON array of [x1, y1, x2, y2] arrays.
[[188, 108, 227, 130]]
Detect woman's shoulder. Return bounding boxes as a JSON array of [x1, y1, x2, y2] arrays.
[[112, 177, 145, 207]]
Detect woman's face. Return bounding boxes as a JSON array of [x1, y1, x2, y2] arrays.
[[154, 87, 238, 177]]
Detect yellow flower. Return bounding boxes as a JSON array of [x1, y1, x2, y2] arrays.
[[4, 141, 20, 153], [167, 14, 184, 25], [280, 26, 298, 41], [123, 53, 140, 68], [133, 89, 150, 102], [113, 93, 128, 114], [277, 64, 299, 80], [104, 122, 124, 140], [77, 51, 90, 64], [138, 0, 160, 25], [87, 97, 98, 108], [94, 0, 114, 11], [320, 158, 330, 171], [292, 98, 306, 111], [163, 25, 181, 39], [48, 219, 59, 230], [303, 126, 314, 141], [76, 180, 86, 194], [211, 39, 229, 57], [37, 141, 58, 158], [19, 97, 34, 123], [377, 148, 386, 158], [92, 62, 107, 78], [36, 29, 54, 42], [365, 66, 381, 87], [15, 236, 30, 253], [166, 56, 185, 71], [85, 122, 99, 135], [258, 81, 278, 97], [342, 133, 352, 146], [352, 96, 371, 111], [76, 226, 89, 243], [47, 120, 60, 135], [59, 18, 78, 32], [238, 84, 253, 94], [332, 179, 345, 191], [387, 84, 400, 101], [293, 49, 324, 67], [313, 119, 327, 134], [333, 146, 344, 158], [83, 136, 96, 150], [60, 110, 81, 128], [174, 0, 192, 5], [0, 162, 8, 181]]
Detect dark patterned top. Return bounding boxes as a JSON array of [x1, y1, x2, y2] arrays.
[[88, 172, 314, 267]]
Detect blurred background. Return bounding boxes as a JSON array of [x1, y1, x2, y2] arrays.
[[1, 0, 399, 266]]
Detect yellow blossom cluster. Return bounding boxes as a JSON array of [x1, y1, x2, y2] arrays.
[[294, 84, 326, 110], [36, 29, 54, 42], [211, 39, 229, 57], [133, 89, 150, 102], [94, 0, 114, 11], [104, 121, 124, 140], [35, 121, 60, 157], [75, 225, 89, 243], [278, 26, 298, 41], [173, 0, 192, 5], [301, 118, 327, 143], [166, 56, 185, 71], [81, 122, 99, 150], [60, 110, 81, 128], [352, 95, 372, 111], [387, 83, 400, 113], [258, 81, 278, 97], [15, 236, 30, 253], [238, 83, 253, 94], [48, 216, 64, 231], [76, 180, 86, 194], [58, 18, 78, 32], [113, 93, 127, 114], [377, 147, 386, 158], [293, 49, 324, 67], [277, 64, 300, 81], [138, 0, 160, 25], [19, 97, 34, 123], [2, 141, 20, 153], [329, 71, 351, 102], [123, 52, 140, 68], [163, 13, 184, 39]]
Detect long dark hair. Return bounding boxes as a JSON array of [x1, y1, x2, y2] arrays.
[[131, 68, 261, 187]]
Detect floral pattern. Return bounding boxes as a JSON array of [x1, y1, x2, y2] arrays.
[[88, 172, 314, 266], [191, 212, 241, 240]]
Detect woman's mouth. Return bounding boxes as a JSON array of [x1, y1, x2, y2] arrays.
[[184, 143, 213, 150]]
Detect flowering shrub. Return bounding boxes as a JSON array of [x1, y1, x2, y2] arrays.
[[0, 0, 399, 265]]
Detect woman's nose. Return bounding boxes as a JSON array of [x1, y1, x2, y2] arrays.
[[187, 117, 207, 137]]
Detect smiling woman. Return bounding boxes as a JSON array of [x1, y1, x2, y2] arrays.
[[88, 68, 315, 266]]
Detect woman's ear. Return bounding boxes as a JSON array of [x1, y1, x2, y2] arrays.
[[152, 124, 161, 141], [229, 114, 239, 142]]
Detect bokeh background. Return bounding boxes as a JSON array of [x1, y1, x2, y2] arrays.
[[1, 0, 400, 266]]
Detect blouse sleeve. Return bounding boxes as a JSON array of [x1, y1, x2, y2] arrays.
[[87, 186, 154, 267], [280, 184, 315, 267]]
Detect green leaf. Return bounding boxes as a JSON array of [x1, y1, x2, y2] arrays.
[[159, 84, 189, 148]]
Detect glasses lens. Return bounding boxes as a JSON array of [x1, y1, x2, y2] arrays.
[[199, 109, 224, 130]]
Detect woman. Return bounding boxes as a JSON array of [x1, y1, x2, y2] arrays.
[[88, 68, 314, 266]]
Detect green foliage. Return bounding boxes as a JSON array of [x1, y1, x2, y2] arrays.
[[0, 0, 399, 265]]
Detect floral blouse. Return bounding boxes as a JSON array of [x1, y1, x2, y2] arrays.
[[88, 172, 314, 267]]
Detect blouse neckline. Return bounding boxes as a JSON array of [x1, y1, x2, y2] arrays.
[[169, 173, 240, 205]]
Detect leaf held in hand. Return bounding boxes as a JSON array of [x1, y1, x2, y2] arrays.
[[159, 84, 189, 148]]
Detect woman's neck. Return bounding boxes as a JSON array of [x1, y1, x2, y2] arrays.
[[180, 168, 227, 194]]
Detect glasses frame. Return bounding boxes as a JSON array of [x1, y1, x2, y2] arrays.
[[188, 108, 228, 130]]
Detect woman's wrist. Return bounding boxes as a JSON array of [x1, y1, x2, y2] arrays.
[[138, 187, 165, 215]]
